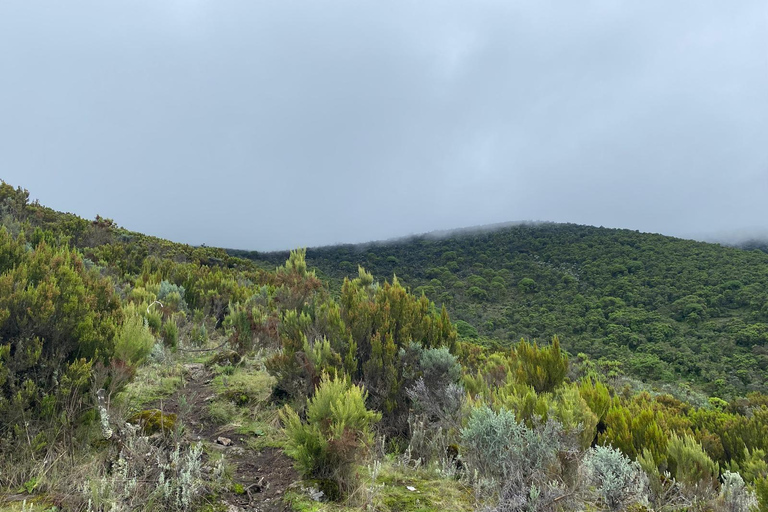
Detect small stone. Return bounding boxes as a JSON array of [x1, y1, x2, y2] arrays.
[[216, 436, 233, 446], [406, 486, 416, 492], [183, 363, 206, 380]]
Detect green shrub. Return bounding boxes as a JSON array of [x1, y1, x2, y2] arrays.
[[280, 373, 381, 499], [145, 309, 162, 333], [455, 320, 479, 339], [420, 346, 462, 387], [114, 304, 155, 365], [0, 229, 122, 471], [755, 474, 768, 512], [578, 378, 612, 425], [515, 336, 568, 393], [190, 323, 207, 346], [667, 433, 719, 488], [162, 319, 179, 349], [158, 280, 188, 312]]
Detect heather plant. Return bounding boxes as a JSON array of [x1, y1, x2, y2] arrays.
[[340, 268, 456, 426], [725, 447, 768, 484], [637, 447, 688, 511], [667, 433, 719, 489], [267, 260, 456, 438], [514, 336, 568, 394], [0, 229, 122, 483], [578, 377, 612, 427], [113, 303, 155, 366], [161, 318, 179, 349], [755, 475, 768, 512], [281, 373, 381, 499]]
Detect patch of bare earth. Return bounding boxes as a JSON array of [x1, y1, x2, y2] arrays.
[[149, 363, 298, 512]]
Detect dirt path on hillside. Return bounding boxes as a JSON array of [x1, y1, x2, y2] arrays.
[[150, 363, 298, 512]]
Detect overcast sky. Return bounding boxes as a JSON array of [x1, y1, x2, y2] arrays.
[[1, 1, 766, 250]]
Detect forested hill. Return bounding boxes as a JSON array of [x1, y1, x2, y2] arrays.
[[230, 223, 768, 397]]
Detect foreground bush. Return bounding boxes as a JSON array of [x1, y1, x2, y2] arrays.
[[83, 424, 218, 511], [0, 229, 123, 482], [582, 445, 648, 511], [281, 373, 381, 500]]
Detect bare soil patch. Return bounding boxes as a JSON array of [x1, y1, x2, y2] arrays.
[[147, 363, 298, 512]]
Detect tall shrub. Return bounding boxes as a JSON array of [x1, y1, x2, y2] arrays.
[[281, 373, 381, 499]]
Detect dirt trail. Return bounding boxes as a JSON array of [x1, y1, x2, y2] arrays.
[[150, 363, 298, 512]]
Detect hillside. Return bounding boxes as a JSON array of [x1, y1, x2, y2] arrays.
[[3, 181, 768, 512], [230, 223, 768, 397]]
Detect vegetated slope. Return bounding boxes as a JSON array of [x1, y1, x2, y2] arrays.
[[231, 223, 768, 397], [6, 180, 768, 511]]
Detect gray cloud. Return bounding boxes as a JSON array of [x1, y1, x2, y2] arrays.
[[1, 1, 766, 250]]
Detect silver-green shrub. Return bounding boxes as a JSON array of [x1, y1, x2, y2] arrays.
[[718, 471, 758, 512], [84, 423, 216, 511], [582, 445, 648, 511], [158, 280, 188, 312], [463, 405, 573, 512], [461, 405, 562, 483]]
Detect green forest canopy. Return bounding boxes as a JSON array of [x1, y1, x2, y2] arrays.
[[230, 223, 768, 398]]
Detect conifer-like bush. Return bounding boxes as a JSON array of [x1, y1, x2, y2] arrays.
[[667, 433, 719, 489], [113, 303, 155, 365], [0, 228, 122, 472], [515, 336, 568, 393], [281, 373, 381, 499]]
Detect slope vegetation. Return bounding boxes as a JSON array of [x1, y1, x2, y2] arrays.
[[232, 223, 768, 396]]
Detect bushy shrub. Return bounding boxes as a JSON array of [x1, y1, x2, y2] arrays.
[[582, 445, 648, 511], [578, 377, 612, 426], [455, 320, 479, 339], [718, 471, 758, 512], [189, 323, 207, 346], [405, 344, 464, 429], [667, 433, 719, 489], [223, 300, 253, 353], [281, 373, 381, 499], [113, 304, 155, 365], [83, 424, 217, 511], [755, 474, 768, 512], [461, 405, 523, 481], [0, 230, 122, 474], [157, 280, 188, 312], [461, 405, 562, 483], [463, 405, 574, 512], [162, 319, 179, 349], [420, 346, 462, 388], [515, 336, 568, 394], [407, 379, 465, 428]]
